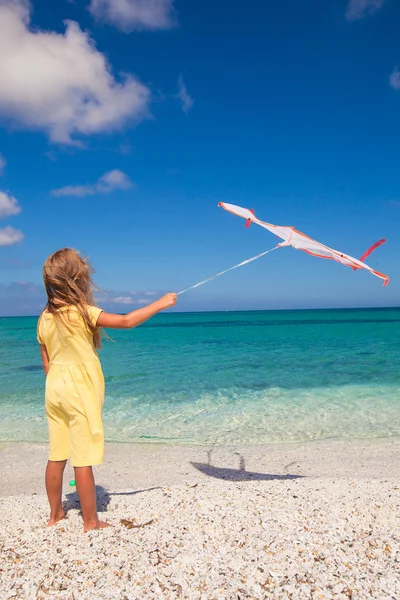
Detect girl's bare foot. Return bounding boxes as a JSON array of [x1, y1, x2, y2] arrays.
[[47, 509, 66, 526], [84, 519, 111, 533]]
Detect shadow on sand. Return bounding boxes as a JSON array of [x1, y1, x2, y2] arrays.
[[64, 485, 160, 514], [63, 449, 304, 514], [190, 450, 304, 482]]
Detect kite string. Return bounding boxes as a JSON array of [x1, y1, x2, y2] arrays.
[[178, 244, 281, 296]]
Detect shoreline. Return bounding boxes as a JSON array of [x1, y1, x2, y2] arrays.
[[2, 435, 400, 497], [1, 431, 399, 447]]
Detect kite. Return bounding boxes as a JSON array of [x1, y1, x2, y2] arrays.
[[178, 203, 389, 295]]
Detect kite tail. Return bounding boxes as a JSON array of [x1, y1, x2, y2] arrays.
[[178, 245, 281, 296], [352, 238, 386, 271]]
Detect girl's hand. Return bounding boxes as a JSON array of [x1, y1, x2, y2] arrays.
[[158, 293, 178, 310]]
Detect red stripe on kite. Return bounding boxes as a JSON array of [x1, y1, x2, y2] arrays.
[[352, 238, 386, 271]]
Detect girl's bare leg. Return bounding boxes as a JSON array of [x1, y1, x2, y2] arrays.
[[74, 466, 109, 532], [45, 459, 67, 526]]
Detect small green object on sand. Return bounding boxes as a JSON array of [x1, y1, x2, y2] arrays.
[[69, 479, 76, 487]]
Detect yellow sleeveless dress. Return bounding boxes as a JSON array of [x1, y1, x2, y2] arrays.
[[37, 305, 104, 467]]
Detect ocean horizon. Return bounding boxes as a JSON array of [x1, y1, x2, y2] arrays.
[[1, 307, 399, 446], [1, 305, 400, 319]]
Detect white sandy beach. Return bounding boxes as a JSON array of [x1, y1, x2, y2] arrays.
[[1, 438, 400, 599]]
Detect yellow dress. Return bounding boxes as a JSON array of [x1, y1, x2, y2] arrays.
[[37, 305, 104, 467]]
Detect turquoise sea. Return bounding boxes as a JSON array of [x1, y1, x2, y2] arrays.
[[0, 308, 399, 445]]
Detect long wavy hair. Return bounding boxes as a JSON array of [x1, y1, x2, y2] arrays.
[[39, 248, 101, 349]]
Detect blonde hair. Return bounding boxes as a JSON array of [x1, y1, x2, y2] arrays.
[[40, 248, 101, 349]]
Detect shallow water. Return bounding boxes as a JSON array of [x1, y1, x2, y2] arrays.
[[0, 308, 399, 445]]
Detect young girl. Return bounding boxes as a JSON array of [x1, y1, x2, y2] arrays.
[[37, 248, 177, 532]]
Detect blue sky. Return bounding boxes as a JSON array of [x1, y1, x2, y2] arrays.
[[0, 0, 399, 316]]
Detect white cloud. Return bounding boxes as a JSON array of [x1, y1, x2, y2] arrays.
[[0, 0, 150, 144], [96, 289, 161, 308], [98, 169, 133, 190], [90, 0, 176, 32], [0, 226, 24, 246], [0, 190, 23, 246], [390, 68, 400, 90], [0, 191, 21, 218], [176, 75, 194, 114], [0, 283, 163, 315], [0, 154, 6, 175], [345, 0, 387, 21], [52, 169, 134, 197], [109, 296, 135, 304]]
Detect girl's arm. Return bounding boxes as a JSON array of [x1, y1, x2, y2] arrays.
[[40, 344, 50, 375], [97, 293, 177, 329]]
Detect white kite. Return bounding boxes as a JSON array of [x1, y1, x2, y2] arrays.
[[178, 203, 389, 295]]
